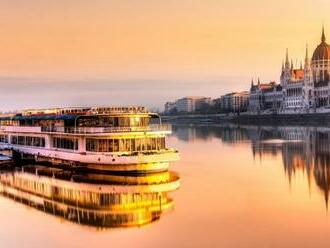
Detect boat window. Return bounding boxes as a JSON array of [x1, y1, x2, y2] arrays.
[[53, 137, 78, 150], [0, 135, 8, 143], [85, 137, 165, 152]]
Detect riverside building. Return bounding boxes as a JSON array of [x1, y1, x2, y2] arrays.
[[217, 91, 250, 113], [164, 97, 211, 113], [249, 80, 283, 113], [249, 27, 330, 114]]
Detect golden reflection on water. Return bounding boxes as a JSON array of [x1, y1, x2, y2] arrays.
[[2, 125, 330, 247], [0, 165, 180, 229], [173, 125, 330, 208]]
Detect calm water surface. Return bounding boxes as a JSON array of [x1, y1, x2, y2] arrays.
[[1, 125, 330, 248]]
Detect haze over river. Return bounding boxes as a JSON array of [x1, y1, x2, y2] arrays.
[[1, 124, 330, 248]]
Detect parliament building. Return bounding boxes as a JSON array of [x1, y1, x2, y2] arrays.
[[249, 27, 330, 114]]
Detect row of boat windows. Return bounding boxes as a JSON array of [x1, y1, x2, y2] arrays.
[[0, 135, 79, 150], [0, 117, 151, 128], [11, 135, 45, 147], [0, 134, 47, 148], [0, 135, 166, 152], [86, 137, 166, 152], [77, 117, 150, 127], [0, 120, 17, 126]]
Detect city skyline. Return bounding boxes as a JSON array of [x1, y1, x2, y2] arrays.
[[0, 0, 329, 110]]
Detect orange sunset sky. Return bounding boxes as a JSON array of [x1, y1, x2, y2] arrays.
[[0, 0, 329, 110]]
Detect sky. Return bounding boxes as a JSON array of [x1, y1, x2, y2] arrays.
[[0, 0, 329, 111]]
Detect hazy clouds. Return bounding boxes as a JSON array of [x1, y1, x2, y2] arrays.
[[0, 76, 247, 111]]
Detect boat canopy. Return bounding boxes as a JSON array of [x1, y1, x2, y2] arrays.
[[0, 114, 78, 121]]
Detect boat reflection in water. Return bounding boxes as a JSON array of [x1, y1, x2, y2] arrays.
[[0, 165, 180, 228]]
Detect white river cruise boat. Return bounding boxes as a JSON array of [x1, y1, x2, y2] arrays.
[[0, 106, 179, 172]]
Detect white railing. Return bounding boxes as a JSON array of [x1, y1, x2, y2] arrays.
[[41, 124, 172, 134], [0, 124, 171, 134], [0, 126, 42, 133]]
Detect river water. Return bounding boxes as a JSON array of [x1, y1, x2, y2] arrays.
[[0, 124, 329, 248]]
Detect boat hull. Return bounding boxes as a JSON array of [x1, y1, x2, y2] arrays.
[[4, 145, 179, 173]]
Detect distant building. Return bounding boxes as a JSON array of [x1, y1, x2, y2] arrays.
[[249, 79, 282, 113], [251, 27, 330, 114], [219, 93, 233, 112], [164, 102, 176, 113], [280, 47, 313, 113], [231, 91, 250, 113], [164, 97, 212, 113], [194, 97, 212, 111], [176, 97, 195, 112], [218, 91, 250, 113]]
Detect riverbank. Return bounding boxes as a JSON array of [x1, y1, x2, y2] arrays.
[[162, 113, 330, 126]]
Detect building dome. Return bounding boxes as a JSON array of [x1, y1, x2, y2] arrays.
[[312, 28, 330, 62], [312, 42, 330, 61]]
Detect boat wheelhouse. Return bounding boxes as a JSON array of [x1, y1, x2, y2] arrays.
[[0, 106, 179, 172]]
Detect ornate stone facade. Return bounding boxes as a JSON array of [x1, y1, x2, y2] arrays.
[[250, 27, 330, 114], [249, 79, 282, 113]]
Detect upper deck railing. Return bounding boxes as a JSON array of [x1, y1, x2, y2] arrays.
[[0, 124, 171, 134]]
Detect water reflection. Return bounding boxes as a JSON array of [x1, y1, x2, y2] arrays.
[[173, 125, 330, 207], [173, 125, 250, 143], [0, 165, 180, 229]]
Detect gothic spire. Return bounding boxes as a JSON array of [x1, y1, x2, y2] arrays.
[[285, 48, 290, 69], [322, 25, 326, 43], [305, 43, 310, 68]]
